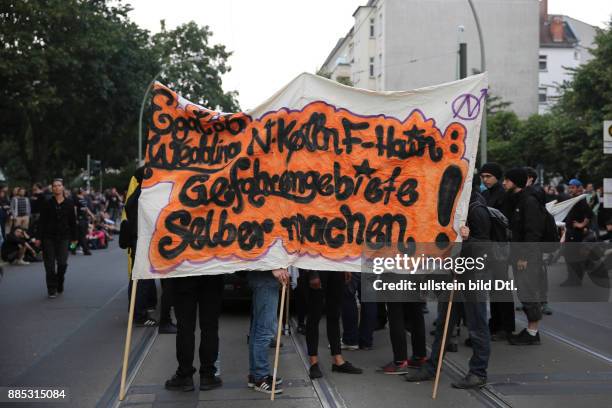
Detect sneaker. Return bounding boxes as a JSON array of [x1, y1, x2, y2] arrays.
[[248, 374, 283, 388], [253, 376, 283, 394], [309, 363, 323, 379], [406, 357, 427, 368], [165, 374, 194, 392], [134, 317, 158, 327], [200, 375, 222, 391], [84, 251, 92, 256], [358, 345, 373, 351], [57, 283, 64, 294], [404, 367, 434, 382], [331, 361, 362, 374], [508, 328, 541, 346], [446, 343, 458, 353], [451, 373, 487, 389], [380, 360, 410, 375], [340, 341, 359, 351], [48, 293, 57, 299], [159, 321, 177, 334], [15, 259, 30, 265]]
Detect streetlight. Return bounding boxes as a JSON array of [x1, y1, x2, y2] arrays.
[[467, 0, 487, 165]]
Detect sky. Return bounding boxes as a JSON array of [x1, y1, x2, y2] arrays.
[[126, 0, 611, 111]]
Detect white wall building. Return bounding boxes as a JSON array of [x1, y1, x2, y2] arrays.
[[321, 0, 541, 119], [538, 0, 597, 114]]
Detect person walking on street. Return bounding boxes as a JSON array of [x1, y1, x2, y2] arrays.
[[247, 269, 290, 394], [39, 179, 77, 298]]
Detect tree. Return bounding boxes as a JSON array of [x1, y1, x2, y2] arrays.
[[553, 18, 612, 183], [0, 2, 239, 185], [151, 21, 239, 112], [0, 0, 157, 183]]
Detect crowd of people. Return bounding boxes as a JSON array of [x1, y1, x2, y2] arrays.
[[2, 164, 611, 396], [118, 163, 612, 395], [0, 181, 124, 291]]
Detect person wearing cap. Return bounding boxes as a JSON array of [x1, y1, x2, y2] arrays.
[[479, 162, 515, 341], [503, 168, 545, 345], [561, 178, 593, 286]]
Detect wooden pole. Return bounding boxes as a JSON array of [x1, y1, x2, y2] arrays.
[[271, 283, 287, 400], [119, 280, 138, 401], [432, 281, 455, 400], [284, 283, 290, 335]]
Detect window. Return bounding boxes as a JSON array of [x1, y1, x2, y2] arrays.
[[539, 55, 547, 71], [369, 57, 374, 77], [378, 53, 382, 76], [379, 13, 383, 36], [370, 18, 375, 37], [539, 87, 547, 103], [574, 50, 580, 61]]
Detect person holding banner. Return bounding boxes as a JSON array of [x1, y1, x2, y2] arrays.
[[405, 188, 492, 389], [305, 269, 363, 379], [246, 268, 289, 394], [165, 274, 224, 392], [480, 163, 516, 341]]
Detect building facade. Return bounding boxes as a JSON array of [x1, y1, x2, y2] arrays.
[[320, 0, 540, 118], [538, 0, 596, 114]]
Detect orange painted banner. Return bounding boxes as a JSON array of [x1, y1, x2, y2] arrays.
[[134, 74, 486, 277]]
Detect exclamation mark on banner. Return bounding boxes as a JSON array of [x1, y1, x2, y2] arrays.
[[436, 165, 463, 248]]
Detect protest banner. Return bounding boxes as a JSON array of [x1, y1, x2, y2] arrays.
[[132, 72, 488, 279]]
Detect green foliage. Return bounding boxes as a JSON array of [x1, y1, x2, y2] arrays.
[[486, 19, 612, 184], [0, 1, 238, 185]]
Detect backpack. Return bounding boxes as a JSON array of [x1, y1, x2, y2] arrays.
[[486, 207, 511, 261], [469, 200, 511, 261], [540, 206, 560, 253]]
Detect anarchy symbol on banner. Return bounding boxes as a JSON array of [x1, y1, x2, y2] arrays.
[[451, 89, 488, 121]]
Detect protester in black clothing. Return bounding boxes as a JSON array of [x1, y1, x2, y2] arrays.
[[561, 179, 594, 287], [503, 168, 545, 345], [406, 189, 492, 388], [120, 167, 159, 327], [525, 167, 546, 205], [525, 167, 552, 315], [0, 186, 11, 239], [555, 184, 570, 202], [74, 188, 93, 256], [39, 179, 77, 298], [479, 163, 515, 340], [305, 270, 363, 379]]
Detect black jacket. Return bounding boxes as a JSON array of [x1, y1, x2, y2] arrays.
[[482, 183, 509, 217], [525, 185, 546, 206], [507, 189, 544, 263], [466, 190, 491, 242], [39, 196, 78, 240]]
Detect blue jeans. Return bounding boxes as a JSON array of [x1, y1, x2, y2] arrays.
[[342, 273, 376, 347], [425, 300, 491, 378], [248, 271, 280, 380]]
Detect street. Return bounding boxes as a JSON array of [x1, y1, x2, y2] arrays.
[[1, 242, 612, 408]]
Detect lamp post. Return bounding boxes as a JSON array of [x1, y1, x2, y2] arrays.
[[467, 0, 487, 165]]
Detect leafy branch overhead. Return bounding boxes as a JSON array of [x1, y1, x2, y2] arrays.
[[0, 0, 238, 185]]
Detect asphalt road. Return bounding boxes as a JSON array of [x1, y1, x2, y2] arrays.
[[1, 243, 612, 408]]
